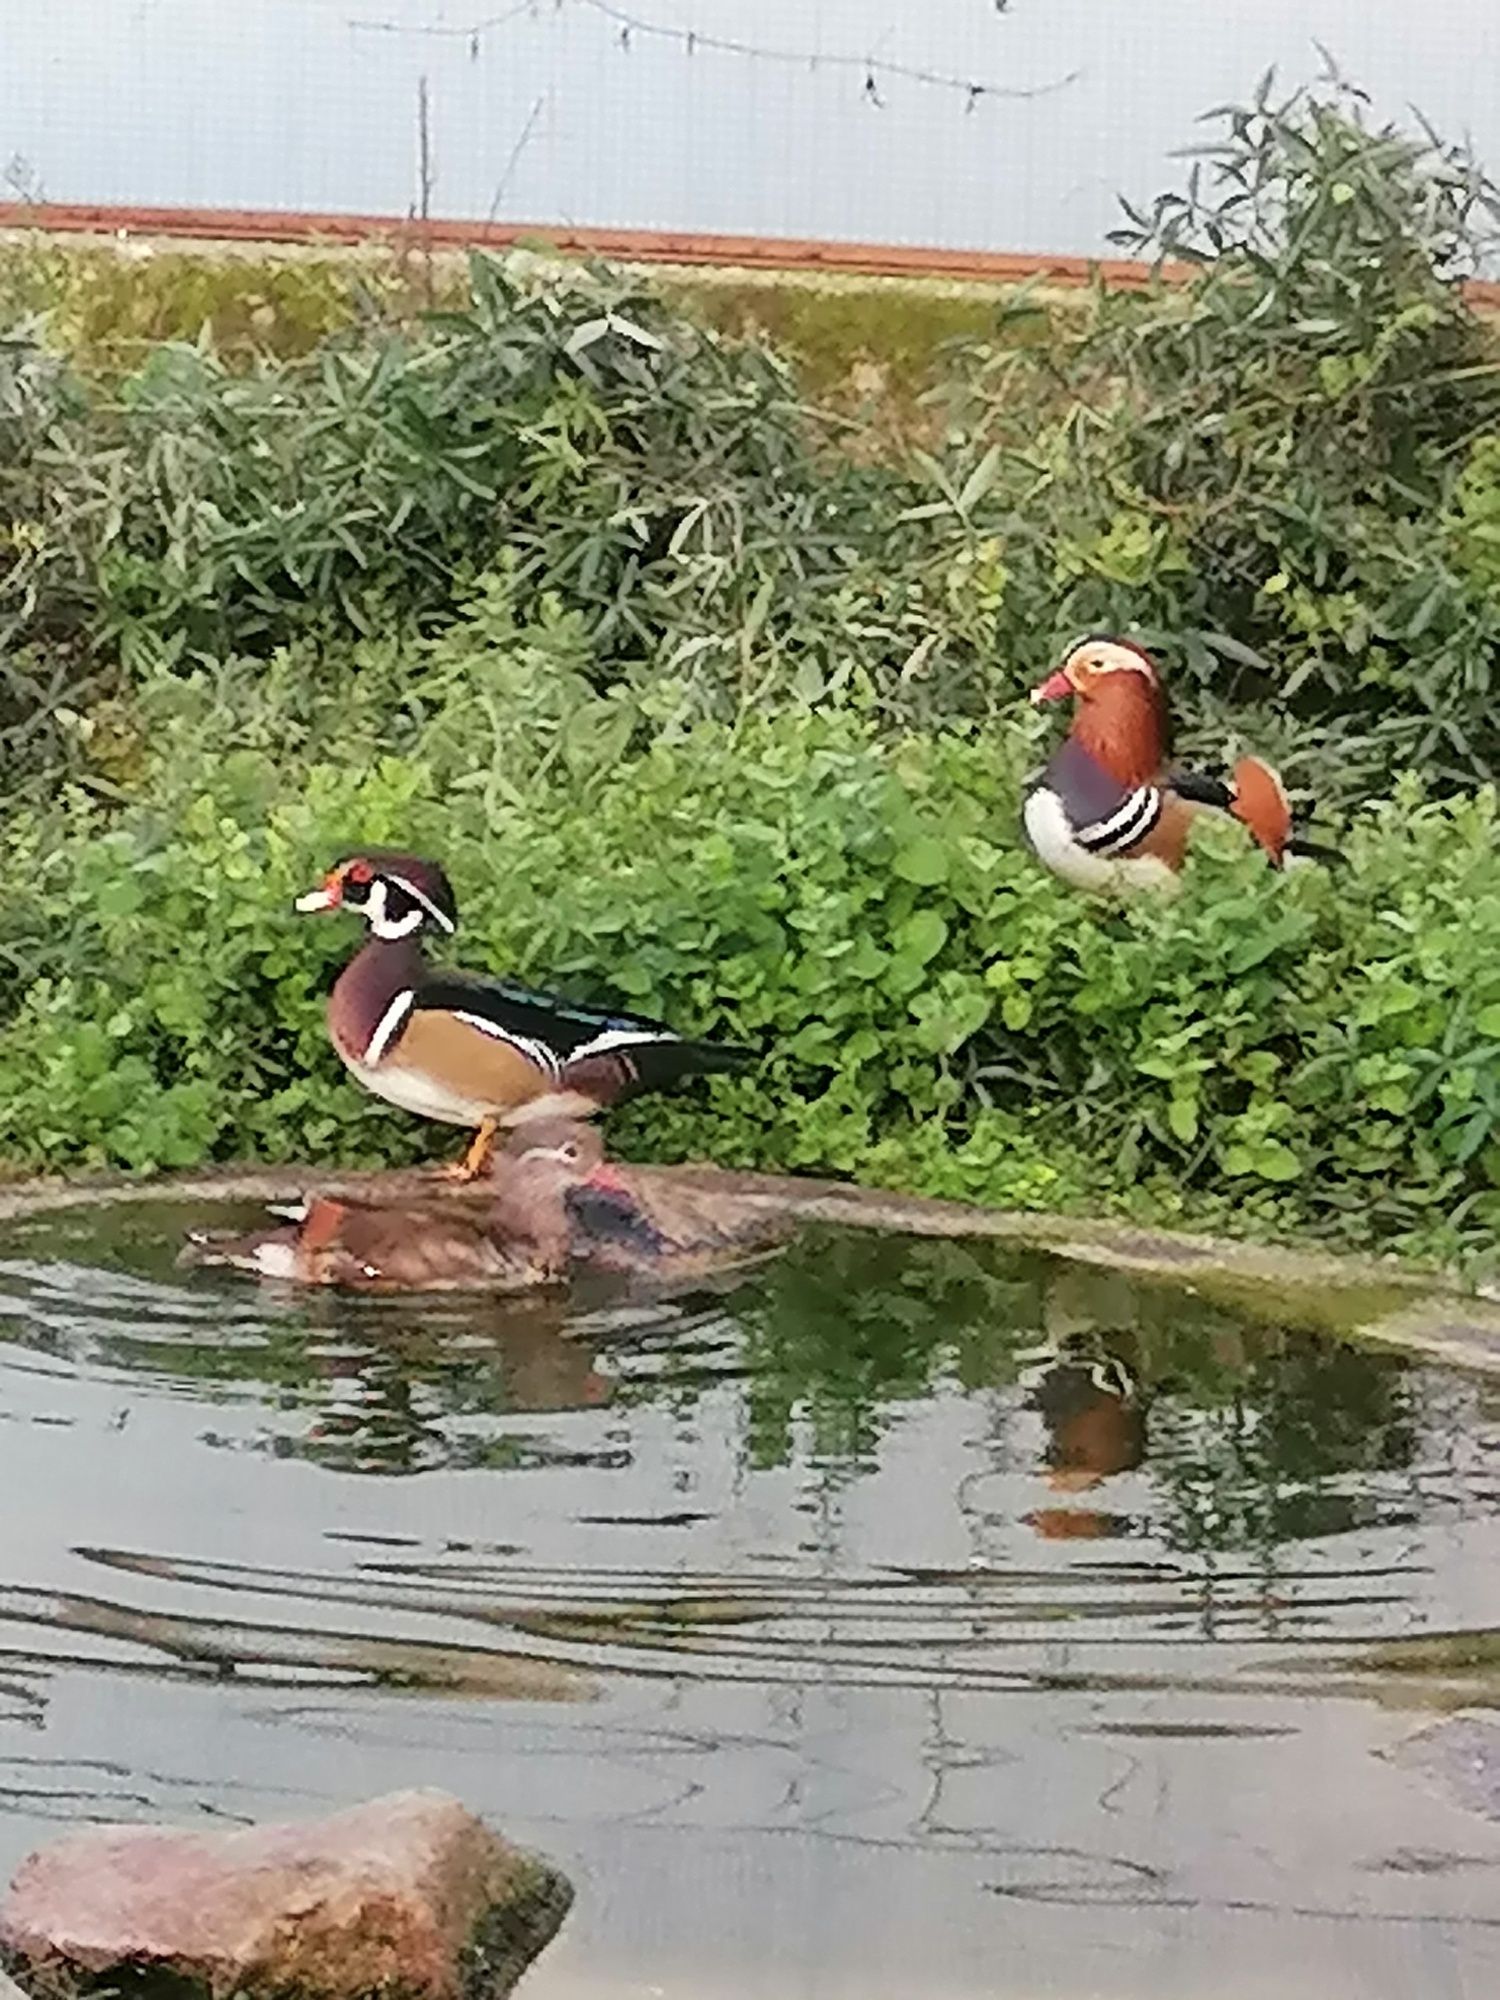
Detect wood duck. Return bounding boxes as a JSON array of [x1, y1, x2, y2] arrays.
[[180, 1121, 604, 1289], [295, 850, 754, 1179], [1023, 635, 1327, 896]]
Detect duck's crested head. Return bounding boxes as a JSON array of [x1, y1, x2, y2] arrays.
[[295, 851, 458, 941], [1030, 634, 1161, 707], [485, 1118, 608, 1261]]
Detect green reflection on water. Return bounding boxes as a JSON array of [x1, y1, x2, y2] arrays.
[[0, 1207, 1427, 1557]]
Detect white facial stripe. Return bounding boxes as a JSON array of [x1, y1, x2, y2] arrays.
[[568, 1027, 676, 1061], [364, 990, 416, 1065], [451, 1012, 562, 1080], [389, 872, 456, 935], [1064, 640, 1157, 681]]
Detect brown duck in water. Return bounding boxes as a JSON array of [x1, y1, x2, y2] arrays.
[[561, 1152, 793, 1279], [181, 1120, 789, 1292], [181, 1123, 594, 1290]]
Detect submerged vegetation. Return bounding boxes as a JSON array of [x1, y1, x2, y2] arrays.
[[3, 78, 1500, 1271]]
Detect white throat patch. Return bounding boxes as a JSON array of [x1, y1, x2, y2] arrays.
[[365, 878, 425, 942]]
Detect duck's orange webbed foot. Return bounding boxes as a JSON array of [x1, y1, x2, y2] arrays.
[[438, 1118, 500, 1184]]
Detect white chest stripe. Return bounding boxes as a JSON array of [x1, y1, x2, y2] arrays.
[[363, 990, 416, 1065], [1076, 785, 1163, 855], [1023, 789, 1180, 897], [451, 1011, 562, 1080]]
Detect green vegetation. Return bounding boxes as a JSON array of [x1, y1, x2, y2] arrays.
[[0, 235, 414, 363], [3, 78, 1500, 1272]]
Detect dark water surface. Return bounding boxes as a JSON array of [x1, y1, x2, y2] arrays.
[[2, 1202, 1500, 1997]]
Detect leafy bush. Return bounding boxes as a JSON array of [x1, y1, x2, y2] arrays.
[[7, 76, 1498, 811], [937, 74, 1500, 795], [3, 254, 990, 790], [9, 614, 1500, 1278]]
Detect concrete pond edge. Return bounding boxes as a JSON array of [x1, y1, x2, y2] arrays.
[[2, 1159, 1499, 1379]]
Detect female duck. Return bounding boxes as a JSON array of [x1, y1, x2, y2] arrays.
[[181, 1123, 599, 1289], [181, 1121, 789, 1291]]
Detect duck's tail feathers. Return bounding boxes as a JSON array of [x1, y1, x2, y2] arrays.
[[629, 1037, 758, 1092], [558, 1031, 757, 1109], [177, 1225, 301, 1277]]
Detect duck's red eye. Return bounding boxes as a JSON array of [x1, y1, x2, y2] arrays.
[[345, 860, 374, 886]]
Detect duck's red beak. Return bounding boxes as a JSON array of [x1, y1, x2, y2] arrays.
[[295, 869, 343, 913], [1029, 669, 1075, 706]]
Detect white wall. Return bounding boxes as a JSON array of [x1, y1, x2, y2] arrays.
[[2, 0, 1493, 259]]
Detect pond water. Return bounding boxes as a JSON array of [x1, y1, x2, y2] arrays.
[[2, 1201, 1500, 1998]]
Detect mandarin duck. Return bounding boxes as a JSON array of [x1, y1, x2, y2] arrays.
[[553, 1135, 794, 1276], [1023, 1341, 1145, 1542], [295, 850, 754, 1179], [1023, 634, 1324, 896], [180, 1121, 602, 1289]]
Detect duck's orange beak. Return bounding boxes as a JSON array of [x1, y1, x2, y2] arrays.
[[294, 869, 343, 914], [1029, 668, 1075, 706]]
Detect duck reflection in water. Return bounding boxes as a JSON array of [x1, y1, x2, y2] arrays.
[[1024, 1333, 1147, 1543], [288, 1294, 615, 1475]]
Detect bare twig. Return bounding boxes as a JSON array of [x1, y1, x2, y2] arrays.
[[487, 93, 549, 225], [348, 0, 1081, 104]]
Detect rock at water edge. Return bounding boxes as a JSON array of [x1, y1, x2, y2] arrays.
[[0, 1787, 572, 2000]]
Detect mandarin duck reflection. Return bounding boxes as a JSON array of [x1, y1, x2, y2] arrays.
[[1024, 1343, 1147, 1544]]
